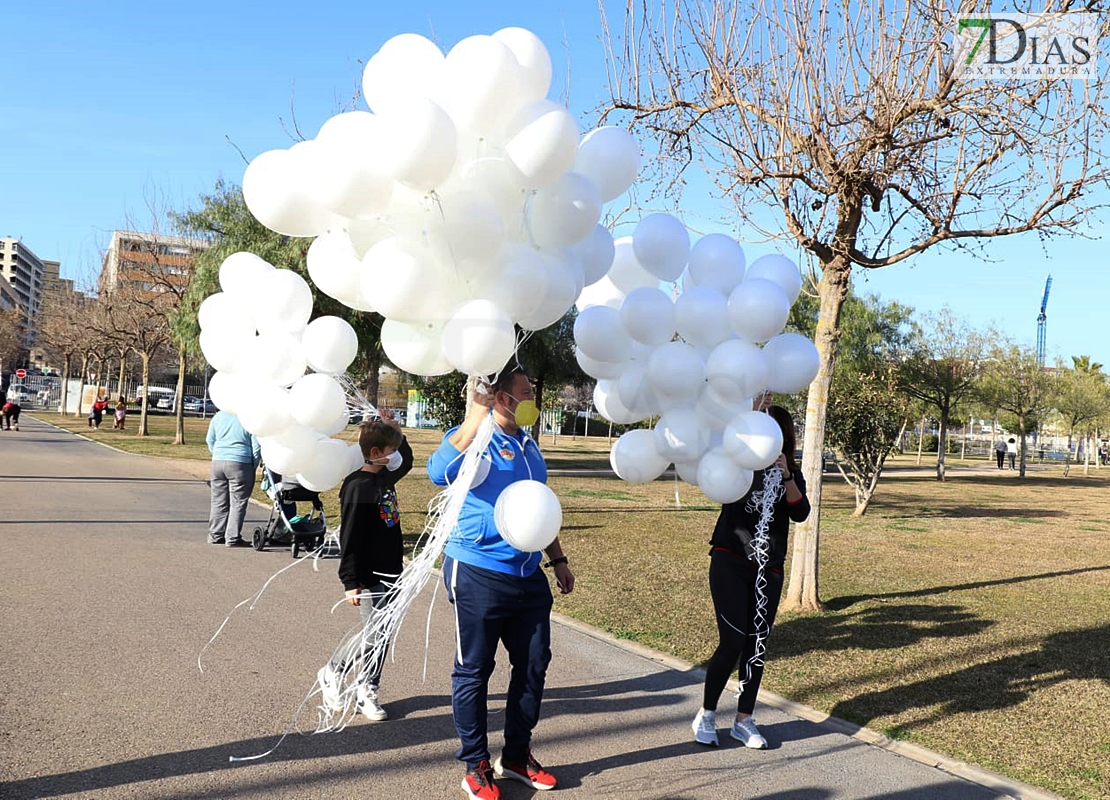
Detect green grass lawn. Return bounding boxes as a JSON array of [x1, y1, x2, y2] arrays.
[[32, 411, 1110, 799]]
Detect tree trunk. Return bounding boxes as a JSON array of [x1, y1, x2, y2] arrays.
[[364, 353, 382, 408], [783, 259, 852, 614], [61, 354, 72, 415], [174, 345, 187, 445], [1017, 414, 1027, 478], [916, 416, 925, 465], [138, 353, 151, 437], [936, 404, 950, 481], [75, 354, 89, 417], [117, 351, 127, 400]]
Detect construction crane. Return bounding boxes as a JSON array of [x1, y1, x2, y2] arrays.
[[1036, 275, 1052, 367]]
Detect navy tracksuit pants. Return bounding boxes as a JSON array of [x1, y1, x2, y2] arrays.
[[443, 556, 553, 768]]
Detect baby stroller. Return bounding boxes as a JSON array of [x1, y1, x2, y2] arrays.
[[252, 465, 329, 558]]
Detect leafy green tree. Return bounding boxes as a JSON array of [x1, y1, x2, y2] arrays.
[[825, 366, 907, 516], [412, 372, 468, 430], [517, 311, 589, 436], [174, 181, 387, 403], [977, 341, 1056, 479], [1054, 356, 1110, 475], [897, 309, 985, 482]]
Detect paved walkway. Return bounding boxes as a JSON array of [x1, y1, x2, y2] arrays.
[[0, 417, 1060, 799]]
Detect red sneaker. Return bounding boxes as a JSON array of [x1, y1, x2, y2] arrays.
[[494, 752, 558, 791], [461, 759, 500, 800]]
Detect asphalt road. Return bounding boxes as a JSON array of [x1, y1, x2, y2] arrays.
[[0, 417, 1059, 800]]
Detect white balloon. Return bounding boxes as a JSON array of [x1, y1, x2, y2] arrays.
[[696, 384, 752, 432], [632, 213, 690, 282], [296, 437, 356, 492], [307, 229, 363, 305], [289, 373, 348, 433], [199, 328, 252, 373], [309, 111, 392, 219], [362, 34, 445, 115], [575, 126, 640, 203], [237, 384, 294, 438], [381, 318, 453, 376], [346, 217, 394, 259], [207, 371, 249, 416], [763, 332, 820, 394], [697, 447, 755, 504], [745, 254, 803, 304], [242, 144, 335, 238], [674, 286, 732, 348], [619, 287, 675, 347], [608, 236, 658, 294], [437, 190, 505, 264], [616, 364, 660, 419], [673, 457, 701, 485], [252, 269, 314, 335], [455, 157, 528, 239], [526, 171, 602, 249], [570, 224, 615, 287], [687, 234, 746, 295], [360, 238, 459, 323], [259, 424, 318, 476], [347, 443, 366, 475], [516, 255, 577, 331], [647, 341, 706, 399], [469, 242, 546, 322], [245, 331, 307, 387], [654, 407, 710, 463], [574, 305, 632, 364], [593, 379, 642, 424], [378, 98, 457, 192], [504, 100, 579, 188], [575, 274, 625, 312], [723, 410, 784, 470], [219, 252, 275, 298], [575, 347, 625, 380], [492, 27, 552, 105], [319, 407, 351, 438], [610, 429, 671, 483], [441, 300, 517, 376], [439, 35, 527, 139], [727, 278, 792, 344], [494, 479, 562, 551], [706, 338, 770, 402], [198, 291, 253, 338], [302, 316, 359, 375]]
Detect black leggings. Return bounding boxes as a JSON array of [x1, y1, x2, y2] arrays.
[[702, 551, 785, 715], [996, 451, 1005, 469]]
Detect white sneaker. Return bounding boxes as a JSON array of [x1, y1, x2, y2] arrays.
[[691, 708, 718, 746], [730, 716, 768, 749], [357, 684, 388, 721], [318, 665, 341, 712]]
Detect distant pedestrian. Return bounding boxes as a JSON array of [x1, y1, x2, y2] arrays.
[[1007, 437, 1018, 470], [205, 410, 260, 547], [88, 392, 109, 429], [113, 397, 127, 430], [1, 399, 20, 431], [994, 439, 1007, 470]]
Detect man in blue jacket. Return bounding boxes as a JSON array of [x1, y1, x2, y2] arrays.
[[427, 366, 574, 800], [205, 410, 261, 547]]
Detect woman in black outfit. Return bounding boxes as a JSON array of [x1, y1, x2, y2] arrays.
[[692, 405, 811, 750]]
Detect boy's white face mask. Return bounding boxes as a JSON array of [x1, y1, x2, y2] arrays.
[[366, 451, 403, 471]]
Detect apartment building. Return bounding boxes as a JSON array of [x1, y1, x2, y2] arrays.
[[0, 237, 46, 346], [100, 230, 207, 301]]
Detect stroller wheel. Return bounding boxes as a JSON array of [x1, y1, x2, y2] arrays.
[[252, 527, 265, 551], [291, 540, 300, 559]]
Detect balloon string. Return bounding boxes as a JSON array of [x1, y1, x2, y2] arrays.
[[734, 468, 783, 697]]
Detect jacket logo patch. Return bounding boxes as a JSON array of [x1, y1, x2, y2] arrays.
[[499, 448, 515, 460]]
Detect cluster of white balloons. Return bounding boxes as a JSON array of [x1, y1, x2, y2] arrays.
[[198, 253, 366, 492], [573, 218, 821, 504], [241, 27, 639, 379]]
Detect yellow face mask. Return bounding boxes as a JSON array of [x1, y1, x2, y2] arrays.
[[508, 394, 540, 427]]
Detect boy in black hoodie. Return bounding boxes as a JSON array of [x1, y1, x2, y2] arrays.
[[318, 413, 414, 721]]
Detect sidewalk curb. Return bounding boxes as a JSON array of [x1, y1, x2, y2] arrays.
[[549, 609, 1063, 800]]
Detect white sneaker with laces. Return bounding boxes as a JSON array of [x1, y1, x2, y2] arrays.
[[691, 708, 719, 746], [318, 665, 341, 712], [357, 684, 388, 721], [730, 716, 768, 749]]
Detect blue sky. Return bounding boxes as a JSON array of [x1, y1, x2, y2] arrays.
[[3, 1, 1107, 367]]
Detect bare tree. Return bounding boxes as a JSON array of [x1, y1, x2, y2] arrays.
[[602, 0, 1110, 610], [0, 307, 25, 374]]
